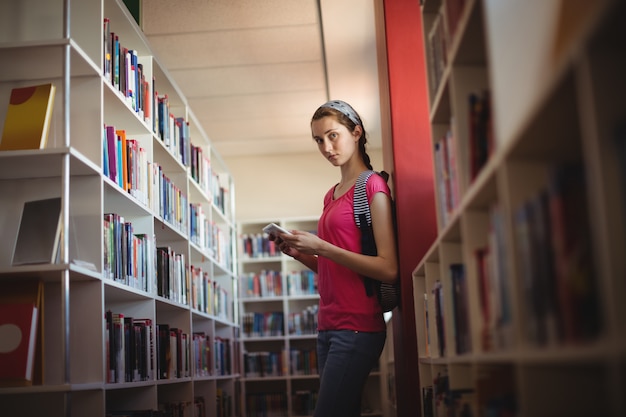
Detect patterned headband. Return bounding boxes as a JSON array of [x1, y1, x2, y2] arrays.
[[319, 100, 362, 126]]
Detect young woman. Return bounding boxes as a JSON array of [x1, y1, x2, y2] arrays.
[[271, 100, 398, 417]]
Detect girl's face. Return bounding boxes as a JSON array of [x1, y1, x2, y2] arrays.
[[311, 116, 361, 166]]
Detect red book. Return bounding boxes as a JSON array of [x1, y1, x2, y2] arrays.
[[0, 303, 39, 385]]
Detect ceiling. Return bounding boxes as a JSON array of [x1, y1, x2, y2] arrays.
[[140, 0, 384, 159]]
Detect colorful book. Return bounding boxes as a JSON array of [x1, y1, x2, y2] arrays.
[[0, 83, 56, 151]]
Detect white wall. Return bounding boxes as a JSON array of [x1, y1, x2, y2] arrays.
[[227, 149, 383, 222]]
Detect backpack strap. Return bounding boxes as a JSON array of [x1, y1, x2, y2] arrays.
[[353, 170, 376, 229], [353, 170, 379, 298]]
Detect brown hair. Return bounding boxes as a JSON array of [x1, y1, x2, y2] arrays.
[[311, 104, 373, 170]]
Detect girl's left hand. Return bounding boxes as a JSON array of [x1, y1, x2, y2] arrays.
[[279, 230, 323, 256]]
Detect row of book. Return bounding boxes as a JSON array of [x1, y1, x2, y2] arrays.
[[428, 275, 468, 358], [427, 370, 475, 417], [433, 127, 460, 227], [422, 205, 513, 358], [211, 224, 232, 271], [103, 125, 188, 233], [104, 18, 150, 124], [290, 348, 317, 376], [241, 312, 285, 338], [189, 203, 232, 270], [240, 270, 283, 298], [292, 390, 318, 416], [102, 123, 230, 228], [188, 203, 212, 256], [422, 366, 516, 417], [105, 312, 155, 383], [105, 311, 234, 383], [426, 10, 448, 100], [155, 94, 192, 167], [106, 395, 229, 417], [286, 270, 318, 296], [103, 213, 156, 293], [156, 246, 188, 305], [468, 90, 495, 181], [189, 265, 231, 320], [424, 165, 602, 359], [104, 17, 194, 172], [103, 16, 233, 222], [216, 388, 233, 417], [426, 0, 472, 100], [287, 305, 318, 336], [102, 123, 232, 263], [246, 390, 319, 417], [245, 393, 287, 417], [240, 233, 280, 259], [432, 92, 495, 228], [243, 351, 284, 377], [239, 269, 318, 299], [103, 125, 149, 206], [513, 163, 601, 346], [103, 213, 233, 319]]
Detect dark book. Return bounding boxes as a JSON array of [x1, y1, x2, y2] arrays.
[[133, 318, 153, 381], [104, 310, 125, 383], [450, 263, 470, 354], [156, 323, 170, 379], [12, 197, 62, 265], [422, 386, 434, 417], [548, 163, 601, 343], [468, 90, 494, 180], [433, 280, 446, 357]]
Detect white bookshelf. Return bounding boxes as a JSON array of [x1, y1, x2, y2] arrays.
[[0, 1, 238, 416], [415, 0, 626, 416]]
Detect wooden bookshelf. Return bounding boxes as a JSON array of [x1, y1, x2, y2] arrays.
[[0, 1, 238, 416], [414, 0, 626, 416]]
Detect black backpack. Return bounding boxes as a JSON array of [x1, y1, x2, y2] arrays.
[[353, 170, 401, 312]]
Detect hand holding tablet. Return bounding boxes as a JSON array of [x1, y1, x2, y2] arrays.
[[262, 222, 292, 236]]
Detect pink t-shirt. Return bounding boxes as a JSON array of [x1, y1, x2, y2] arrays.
[[316, 173, 390, 332]]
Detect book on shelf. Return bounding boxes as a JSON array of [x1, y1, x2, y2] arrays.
[[450, 263, 471, 354], [0, 280, 44, 386], [421, 292, 431, 356], [548, 163, 601, 343], [0, 83, 56, 151], [103, 18, 112, 82], [475, 247, 493, 351], [426, 11, 447, 99], [468, 90, 494, 181], [432, 279, 446, 357], [0, 303, 39, 386], [487, 203, 513, 349], [12, 197, 62, 266]]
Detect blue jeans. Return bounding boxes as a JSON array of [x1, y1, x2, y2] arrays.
[[314, 330, 386, 417]]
